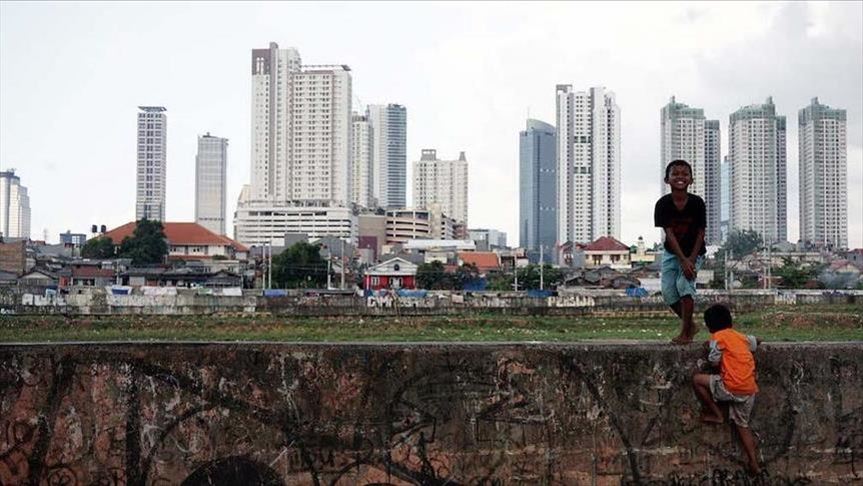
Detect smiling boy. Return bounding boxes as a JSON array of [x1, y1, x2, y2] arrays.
[[654, 159, 707, 345]]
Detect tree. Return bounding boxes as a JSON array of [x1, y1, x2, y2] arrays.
[[453, 263, 480, 290], [724, 229, 763, 258], [118, 219, 168, 265], [271, 242, 328, 288], [81, 236, 115, 259], [416, 261, 453, 290], [775, 257, 818, 289]]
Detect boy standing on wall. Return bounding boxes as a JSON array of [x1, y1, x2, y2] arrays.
[[654, 159, 706, 345], [692, 304, 762, 475]]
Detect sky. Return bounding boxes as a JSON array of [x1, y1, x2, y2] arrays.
[[1, 1, 861, 248]]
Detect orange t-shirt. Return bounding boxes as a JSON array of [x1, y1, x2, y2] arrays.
[[709, 328, 759, 395]]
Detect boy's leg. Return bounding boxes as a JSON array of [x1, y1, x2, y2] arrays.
[[680, 295, 694, 340], [661, 251, 687, 342], [735, 424, 761, 474], [692, 373, 723, 423]]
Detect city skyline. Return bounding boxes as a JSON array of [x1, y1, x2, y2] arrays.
[[1, 2, 861, 247]]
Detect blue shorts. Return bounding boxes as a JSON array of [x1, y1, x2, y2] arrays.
[[661, 250, 704, 306]]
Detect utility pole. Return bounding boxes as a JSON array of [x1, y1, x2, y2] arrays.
[[539, 245, 544, 291], [267, 243, 272, 289], [340, 239, 346, 290], [766, 241, 772, 290], [327, 257, 332, 289], [513, 256, 519, 292]]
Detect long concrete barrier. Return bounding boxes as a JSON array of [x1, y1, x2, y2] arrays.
[[1, 342, 860, 484]]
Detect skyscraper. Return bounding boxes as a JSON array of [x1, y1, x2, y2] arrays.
[[659, 97, 721, 244], [519, 119, 557, 253], [556, 85, 620, 244], [195, 133, 228, 235], [412, 149, 468, 225], [351, 113, 373, 208], [136, 106, 167, 221], [367, 104, 407, 209], [0, 169, 30, 239], [799, 97, 847, 249], [704, 120, 722, 245], [720, 155, 730, 243], [729, 97, 787, 243], [248, 42, 351, 204], [235, 42, 354, 246]]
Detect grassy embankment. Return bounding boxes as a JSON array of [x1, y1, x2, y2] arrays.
[[0, 305, 860, 343]]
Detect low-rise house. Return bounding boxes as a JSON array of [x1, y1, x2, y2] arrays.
[[458, 251, 500, 276], [67, 266, 116, 287], [18, 269, 58, 287], [363, 257, 417, 291], [102, 222, 249, 262], [584, 236, 631, 270], [120, 267, 242, 288]]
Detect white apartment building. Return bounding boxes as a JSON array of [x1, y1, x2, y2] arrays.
[[0, 170, 30, 239], [136, 106, 167, 221], [368, 104, 407, 209], [351, 114, 373, 208], [659, 97, 721, 244], [237, 42, 354, 246], [799, 97, 847, 249], [729, 97, 787, 243], [195, 133, 228, 235], [386, 206, 455, 244], [412, 149, 468, 225], [556, 85, 620, 244], [234, 199, 357, 246], [704, 120, 722, 245]]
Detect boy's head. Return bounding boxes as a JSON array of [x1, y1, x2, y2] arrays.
[[703, 304, 733, 333], [664, 159, 693, 190]]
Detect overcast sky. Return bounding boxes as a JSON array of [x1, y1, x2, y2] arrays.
[[1, 1, 861, 248]]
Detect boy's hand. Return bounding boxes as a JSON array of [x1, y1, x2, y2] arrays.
[[682, 258, 696, 280]]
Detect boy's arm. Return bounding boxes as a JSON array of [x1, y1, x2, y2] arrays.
[[708, 340, 722, 366], [664, 229, 696, 278], [747, 335, 759, 352], [688, 228, 705, 262]]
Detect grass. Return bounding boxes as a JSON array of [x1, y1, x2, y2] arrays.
[[0, 305, 860, 343]]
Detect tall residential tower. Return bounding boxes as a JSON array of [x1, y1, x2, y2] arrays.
[[412, 149, 468, 225], [556, 85, 620, 244], [729, 97, 787, 243], [136, 106, 167, 221], [798, 97, 847, 249], [195, 133, 228, 235], [519, 119, 557, 254], [659, 97, 721, 244], [235, 42, 355, 245]]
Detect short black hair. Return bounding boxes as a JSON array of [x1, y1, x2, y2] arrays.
[[664, 159, 693, 180], [704, 304, 733, 332]]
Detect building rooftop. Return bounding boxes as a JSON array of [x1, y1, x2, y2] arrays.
[[101, 222, 249, 252]]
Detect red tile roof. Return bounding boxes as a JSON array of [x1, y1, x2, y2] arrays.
[[584, 236, 630, 252], [458, 252, 500, 271], [101, 222, 249, 252], [71, 267, 115, 278]]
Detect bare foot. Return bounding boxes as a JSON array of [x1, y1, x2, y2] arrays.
[[700, 413, 724, 424], [746, 461, 762, 476]]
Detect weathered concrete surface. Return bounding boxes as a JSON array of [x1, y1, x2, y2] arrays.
[[0, 343, 860, 485]]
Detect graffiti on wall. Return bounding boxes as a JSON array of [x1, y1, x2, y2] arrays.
[[0, 344, 860, 485]]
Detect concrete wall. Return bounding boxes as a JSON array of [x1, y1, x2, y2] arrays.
[[1, 343, 860, 484], [1, 287, 861, 316]]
